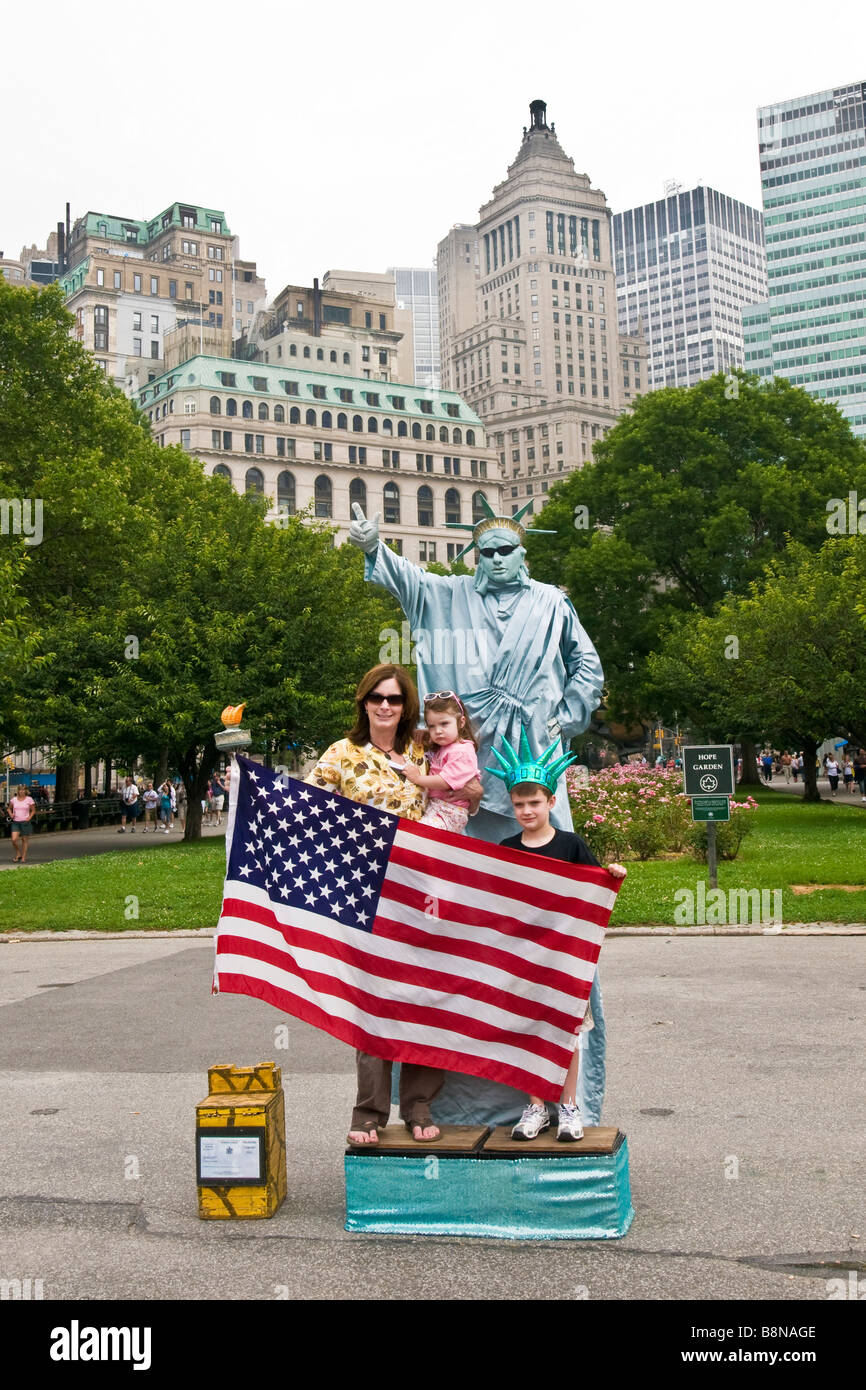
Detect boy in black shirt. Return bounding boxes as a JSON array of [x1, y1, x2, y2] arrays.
[[500, 780, 626, 1141]]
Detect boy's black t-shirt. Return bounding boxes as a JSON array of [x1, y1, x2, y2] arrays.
[[500, 827, 600, 868]]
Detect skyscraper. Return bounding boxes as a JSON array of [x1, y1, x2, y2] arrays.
[[743, 81, 866, 437], [614, 184, 766, 390], [389, 266, 441, 387], [437, 100, 647, 515]]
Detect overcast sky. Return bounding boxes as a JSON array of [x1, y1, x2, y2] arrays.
[[4, 0, 863, 295]]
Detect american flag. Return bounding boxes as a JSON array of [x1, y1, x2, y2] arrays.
[[214, 756, 621, 1101]]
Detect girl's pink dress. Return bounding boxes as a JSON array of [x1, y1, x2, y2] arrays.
[[420, 740, 478, 833]]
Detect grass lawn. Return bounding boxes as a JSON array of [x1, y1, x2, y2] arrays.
[[612, 786, 866, 925], [0, 786, 864, 932]]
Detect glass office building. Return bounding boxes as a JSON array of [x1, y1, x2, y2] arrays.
[[614, 186, 766, 390], [743, 81, 866, 436], [389, 266, 440, 388]]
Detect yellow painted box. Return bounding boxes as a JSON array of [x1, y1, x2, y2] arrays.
[[196, 1062, 287, 1220]]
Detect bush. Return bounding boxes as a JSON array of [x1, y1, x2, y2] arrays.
[[684, 798, 758, 861], [566, 762, 693, 861]]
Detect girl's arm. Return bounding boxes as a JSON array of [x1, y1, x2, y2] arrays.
[[391, 755, 448, 791]]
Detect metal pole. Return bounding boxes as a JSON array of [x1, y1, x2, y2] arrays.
[[707, 820, 718, 890]]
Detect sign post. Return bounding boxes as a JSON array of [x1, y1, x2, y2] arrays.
[[683, 745, 735, 891]]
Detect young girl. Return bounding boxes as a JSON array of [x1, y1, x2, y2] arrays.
[[394, 692, 479, 834]]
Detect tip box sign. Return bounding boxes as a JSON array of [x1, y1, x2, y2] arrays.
[[683, 745, 735, 798]]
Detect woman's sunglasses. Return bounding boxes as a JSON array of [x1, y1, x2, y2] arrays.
[[365, 692, 405, 706]]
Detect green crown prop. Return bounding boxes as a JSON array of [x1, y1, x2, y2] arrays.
[[444, 493, 555, 562], [486, 726, 577, 793]]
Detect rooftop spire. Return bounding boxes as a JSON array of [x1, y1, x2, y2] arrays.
[[529, 98, 548, 131]]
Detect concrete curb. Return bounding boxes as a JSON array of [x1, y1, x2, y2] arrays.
[[1, 924, 865, 942]]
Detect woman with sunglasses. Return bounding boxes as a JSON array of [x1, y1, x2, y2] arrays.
[[306, 664, 482, 1147]]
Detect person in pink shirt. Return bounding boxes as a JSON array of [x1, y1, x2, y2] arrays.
[[395, 692, 479, 834], [6, 785, 37, 863]]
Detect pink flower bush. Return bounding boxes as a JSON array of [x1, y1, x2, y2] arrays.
[[565, 762, 756, 861]]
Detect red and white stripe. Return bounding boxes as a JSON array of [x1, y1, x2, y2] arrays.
[[215, 817, 619, 1100]]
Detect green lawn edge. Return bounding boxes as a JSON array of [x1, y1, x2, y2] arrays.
[[1, 789, 864, 931]]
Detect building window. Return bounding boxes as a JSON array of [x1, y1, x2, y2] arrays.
[[445, 488, 460, 524], [277, 471, 296, 514], [242, 400, 253, 420], [383, 481, 400, 525], [245, 467, 264, 494], [212, 429, 221, 449], [244, 434, 254, 453], [255, 435, 264, 453], [150, 340, 159, 358], [222, 431, 232, 450], [213, 463, 232, 482], [180, 429, 191, 450], [258, 402, 269, 420], [349, 477, 367, 514], [314, 475, 332, 518], [417, 484, 434, 527]]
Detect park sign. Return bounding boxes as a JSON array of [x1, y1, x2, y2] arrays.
[[690, 796, 730, 822], [682, 745, 735, 798]]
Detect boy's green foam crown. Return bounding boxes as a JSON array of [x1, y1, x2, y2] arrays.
[[486, 725, 577, 794]]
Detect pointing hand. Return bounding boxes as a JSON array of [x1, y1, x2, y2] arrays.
[[349, 502, 381, 555]]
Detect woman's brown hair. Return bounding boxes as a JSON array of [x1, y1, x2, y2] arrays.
[[347, 664, 420, 754]]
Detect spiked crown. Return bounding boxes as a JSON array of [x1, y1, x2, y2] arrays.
[[486, 725, 577, 793], [444, 493, 555, 562]]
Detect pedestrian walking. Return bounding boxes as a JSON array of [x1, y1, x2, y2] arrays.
[[826, 755, 840, 796], [209, 775, 225, 827], [6, 785, 36, 863], [174, 779, 186, 829], [781, 751, 792, 784], [141, 782, 159, 831], [118, 776, 140, 833], [761, 749, 774, 783], [842, 756, 854, 794], [853, 748, 866, 803], [157, 780, 173, 832]]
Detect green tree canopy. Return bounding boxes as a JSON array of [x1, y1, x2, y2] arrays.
[[646, 536, 866, 800], [528, 372, 866, 727]]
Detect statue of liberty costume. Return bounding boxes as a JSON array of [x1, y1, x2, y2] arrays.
[[349, 497, 608, 1127]]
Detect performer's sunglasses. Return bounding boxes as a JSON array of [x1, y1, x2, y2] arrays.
[[365, 692, 404, 706], [479, 543, 519, 558]]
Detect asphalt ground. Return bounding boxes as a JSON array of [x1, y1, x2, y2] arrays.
[[0, 933, 863, 1305], [0, 819, 226, 871]]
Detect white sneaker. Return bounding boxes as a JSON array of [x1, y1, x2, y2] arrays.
[[511, 1104, 550, 1141], [557, 1102, 584, 1142]]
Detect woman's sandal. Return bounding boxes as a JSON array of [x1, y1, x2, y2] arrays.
[[404, 1118, 442, 1142], [346, 1120, 381, 1146]]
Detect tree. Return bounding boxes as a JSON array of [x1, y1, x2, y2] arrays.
[[1, 279, 406, 829], [646, 537, 866, 800], [529, 372, 866, 735]]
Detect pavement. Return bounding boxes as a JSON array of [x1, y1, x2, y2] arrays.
[[757, 774, 866, 804], [0, 819, 226, 870], [0, 932, 863, 1301]]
